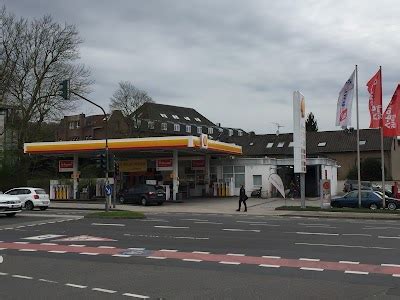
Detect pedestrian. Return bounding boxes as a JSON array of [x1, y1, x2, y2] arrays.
[[236, 185, 247, 212]]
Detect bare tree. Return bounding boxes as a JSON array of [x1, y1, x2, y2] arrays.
[[110, 81, 154, 116], [1, 8, 92, 148]]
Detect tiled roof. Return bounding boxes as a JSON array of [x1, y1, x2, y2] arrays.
[[225, 129, 394, 157]]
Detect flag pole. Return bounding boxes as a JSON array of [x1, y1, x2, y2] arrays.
[[380, 66, 386, 208], [355, 64, 362, 208]]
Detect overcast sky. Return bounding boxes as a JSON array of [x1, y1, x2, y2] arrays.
[[4, 0, 400, 133]]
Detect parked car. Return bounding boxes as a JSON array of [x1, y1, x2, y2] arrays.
[[331, 190, 383, 209], [374, 192, 400, 211], [0, 194, 22, 217], [343, 180, 372, 193], [4, 187, 50, 211], [118, 184, 166, 206]]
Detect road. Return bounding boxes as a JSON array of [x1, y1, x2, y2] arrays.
[[1, 209, 400, 299]]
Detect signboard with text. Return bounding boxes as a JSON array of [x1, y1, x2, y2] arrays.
[[293, 91, 307, 173], [59, 160, 74, 172], [156, 159, 173, 171], [119, 159, 148, 173]]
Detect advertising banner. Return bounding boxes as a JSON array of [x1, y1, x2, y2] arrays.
[[59, 160, 74, 172], [119, 159, 148, 172], [156, 159, 173, 171], [293, 91, 306, 173]]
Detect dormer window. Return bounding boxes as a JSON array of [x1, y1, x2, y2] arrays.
[[194, 117, 201, 122], [266, 142, 274, 148], [277, 142, 285, 148], [172, 115, 179, 120], [318, 142, 327, 147], [359, 140, 366, 145], [184, 116, 191, 121], [288, 142, 294, 147], [160, 113, 168, 118], [249, 142, 254, 146]]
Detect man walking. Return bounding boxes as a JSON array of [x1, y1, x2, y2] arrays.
[[236, 185, 247, 212]]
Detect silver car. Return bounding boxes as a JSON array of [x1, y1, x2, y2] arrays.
[[0, 194, 22, 217]]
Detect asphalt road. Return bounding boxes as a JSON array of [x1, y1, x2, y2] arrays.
[[1, 210, 400, 299]]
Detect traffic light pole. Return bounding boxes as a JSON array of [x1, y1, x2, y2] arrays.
[[70, 91, 110, 212]]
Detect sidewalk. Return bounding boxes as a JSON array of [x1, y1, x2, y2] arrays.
[[49, 197, 400, 220]]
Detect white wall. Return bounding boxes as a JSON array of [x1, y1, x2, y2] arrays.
[[321, 165, 338, 196], [244, 164, 274, 197]]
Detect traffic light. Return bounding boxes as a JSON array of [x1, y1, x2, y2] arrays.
[[58, 79, 70, 100], [96, 153, 107, 171], [114, 162, 120, 176]]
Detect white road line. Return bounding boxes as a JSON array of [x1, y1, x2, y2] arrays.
[[227, 253, 245, 256], [79, 252, 99, 256], [14, 242, 29, 244], [112, 254, 132, 257], [381, 264, 400, 267], [12, 275, 33, 279], [393, 274, 400, 277], [194, 222, 223, 225], [48, 250, 67, 254], [363, 226, 400, 230], [182, 219, 209, 222], [65, 283, 87, 289], [192, 251, 210, 254], [295, 232, 339, 236], [182, 259, 202, 262], [123, 292, 150, 299], [140, 219, 169, 222], [174, 236, 210, 240], [19, 249, 37, 252], [146, 256, 166, 260], [223, 229, 260, 233], [262, 255, 281, 259], [237, 221, 267, 224], [259, 264, 280, 268], [219, 261, 241, 265], [0, 272, 8, 275], [159, 249, 178, 252], [342, 234, 372, 237], [154, 226, 189, 229], [69, 244, 86, 247], [299, 258, 320, 261], [98, 246, 116, 249], [91, 223, 125, 227], [40, 243, 58, 245], [92, 288, 117, 294], [0, 248, 6, 250], [298, 223, 330, 226], [345, 271, 369, 275], [295, 242, 394, 250], [39, 279, 58, 283], [378, 236, 400, 239], [128, 247, 145, 250], [339, 261, 360, 264], [300, 267, 324, 271]]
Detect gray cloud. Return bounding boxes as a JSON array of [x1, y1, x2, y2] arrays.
[[4, 0, 400, 133]]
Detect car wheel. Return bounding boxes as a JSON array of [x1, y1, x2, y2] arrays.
[[141, 197, 147, 206], [6, 213, 16, 217], [119, 196, 125, 204], [25, 201, 34, 211], [39, 207, 48, 211], [387, 202, 397, 211], [369, 203, 378, 210]]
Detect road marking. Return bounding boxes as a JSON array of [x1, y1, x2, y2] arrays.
[[39, 279, 58, 283], [262, 256, 281, 259], [65, 283, 87, 289], [182, 259, 202, 262], [345, 271, 369, 275], [182, 218, 209, 222], [0, 272, 8, 275], [381, 264, 400, 267], [298, 223, 330, 226], [237, 221, 267, 224], [154, 226, 189, 229], [19, 249, 37, 252], [295, 232, 339, 236], [79, 252, 99, 256], [192, 251, 210, 254], [48, 250, 67, 253], [123, 292, 150, 299], [12, 275, 33, 279], [0, 248, 5, 251], [378, 236, 400, 239], [14, 242, 29, 244], [299, 258, 320, 261], [174, 236, 210, 240], [219, 261, 241, 265], [342, 234, 372, 237], [146, 256, 166, 260], [112, 254, 132, 257], [24, 234, 64, 240], [194, 222, 223, 225], [300, 267, 324, 271], [363, 226, 400, 230], [223, 229, 260, 233], [140, 219, 169, 222], [295, 242, 394, 250], [339, 261, 360, 264], [40, 243, 58, 245], [227, 253, 245, 256], [92, 288, 117, 294], [69, 244, 86, 247], [91, 223, 125, 227], [393, 274, 400, 277], [259, 264, 280, 268], [160, 249, 178, 252], [98, 246, 116, 249], [249, 224, 280, 227]]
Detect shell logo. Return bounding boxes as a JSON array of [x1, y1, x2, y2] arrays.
[[300, 97, 306, 118]]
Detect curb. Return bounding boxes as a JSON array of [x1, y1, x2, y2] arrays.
[[276, 212, 400, 220], [49, 207, 122, 212]]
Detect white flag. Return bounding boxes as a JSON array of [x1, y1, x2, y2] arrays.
[[336, 71, 355, 128]]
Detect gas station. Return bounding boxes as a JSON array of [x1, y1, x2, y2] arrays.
[[24, 134, 242, 202]]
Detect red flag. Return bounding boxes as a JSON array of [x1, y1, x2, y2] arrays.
[[366, 69, 382, 128], [383, 84, 400, 137]]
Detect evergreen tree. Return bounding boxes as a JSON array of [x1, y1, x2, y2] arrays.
[[306, 112, 318, 132]]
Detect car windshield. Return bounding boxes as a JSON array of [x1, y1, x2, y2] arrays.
[[35, 189, 47, 194], [146, 185, 156, 192]]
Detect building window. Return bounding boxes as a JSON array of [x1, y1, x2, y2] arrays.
[[197, 126, 202, 134], [359, 140, 366, 145], [172, 115, 179, 120], [160, 113, 168, 118], [148, 121, 155, 129], [277, 142, 285, 148], [253, 175, 262, 186], [288, 142, 294, 147], [228, 129, 233, 136], [223, 165, 245, 188], [194, 117, 201, 122], [69, 121, 79, 130], [238, 130, 243, 136], [174, 124, 180, 132], [208, 127, 214, 135], [249, 142, 254, 146], [161, 123, 167, 131], [318, 142, 327, 147], [184, 116, 191, 121], [266, 142, 274, 148], [186, 125, 191, 133]]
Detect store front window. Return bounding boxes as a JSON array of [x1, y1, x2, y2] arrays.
[[223, 165, 245, 188]]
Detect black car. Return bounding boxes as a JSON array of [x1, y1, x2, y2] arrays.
[[118, 184, 165, 206], [331, 190, 382, 209], [375, 192, 400, 211]]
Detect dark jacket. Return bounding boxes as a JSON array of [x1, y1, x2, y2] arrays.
[[240, 187, 246, 200]]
